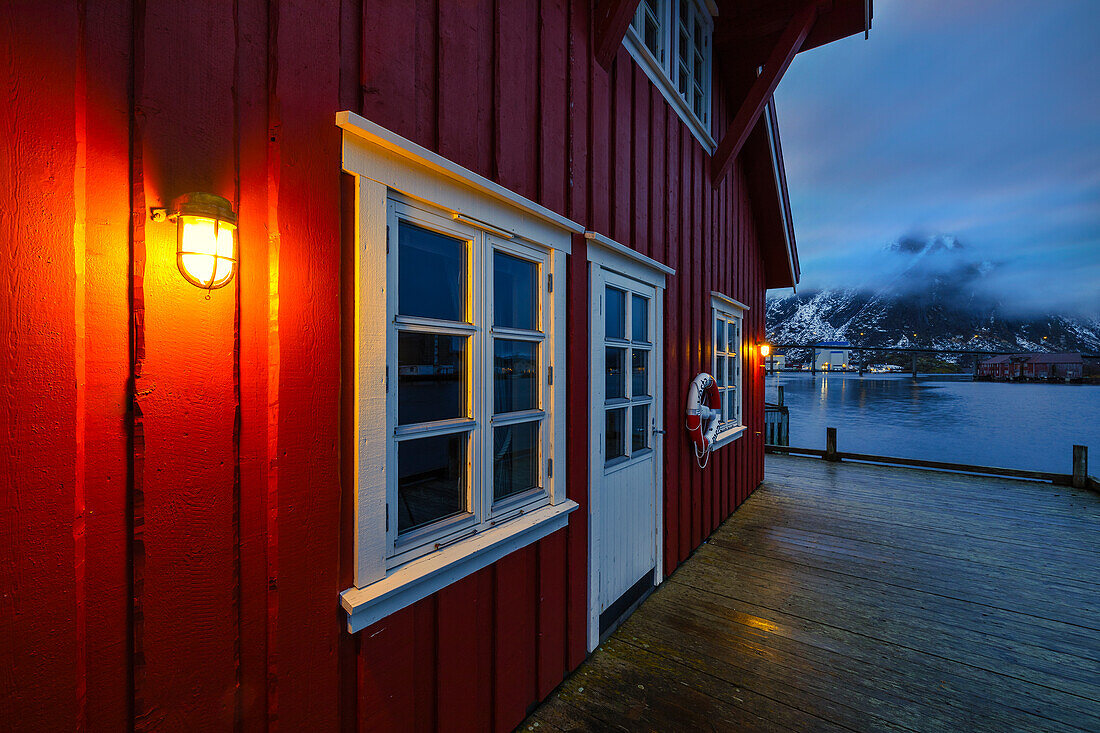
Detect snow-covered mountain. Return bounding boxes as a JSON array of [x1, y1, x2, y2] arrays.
[[766, 235, 1100, 354]]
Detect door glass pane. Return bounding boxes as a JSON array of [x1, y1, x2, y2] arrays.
[[494, 339, 538, 414], [494, 251, 537, 331], [493, 421, 539, 501], [606, 347, 626, 399], [398, 432, 467, 533], [606, 287, 625, 340], [398, 221, 465, 322], [632, 294, 648, 342], [606, 408, 627, 461], [398, 332, 466, 424], [631, 405, 649, 452], [632, 349, 649, 397]]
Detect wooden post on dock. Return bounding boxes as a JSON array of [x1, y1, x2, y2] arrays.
[[825, 427, 839, 461], [858, 349, 864, 376], [911, 353, 917, 377], [972, 354, 979, 378], [777, 386, 784, 406], [1073, 445, 1087, 489], [811, 347, 817, 375]]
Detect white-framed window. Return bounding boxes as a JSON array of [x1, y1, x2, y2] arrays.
[[387, 201, 554, 565], [710, 292, 748, 447], [338, 111, 578, 633], [625, 0, 715, 151]]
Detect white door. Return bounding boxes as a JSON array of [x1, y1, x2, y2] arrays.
[[589, 267, 663, 645]]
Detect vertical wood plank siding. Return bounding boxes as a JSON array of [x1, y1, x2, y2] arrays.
[[0, 1, 772, 730]]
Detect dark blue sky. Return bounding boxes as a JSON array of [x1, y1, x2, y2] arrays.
[[774, 0, 1100, 318]]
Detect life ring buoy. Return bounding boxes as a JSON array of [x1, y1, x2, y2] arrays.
[[686, 372, 721, 468]]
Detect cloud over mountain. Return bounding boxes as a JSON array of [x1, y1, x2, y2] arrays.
[[767, 234, 1100, 353]]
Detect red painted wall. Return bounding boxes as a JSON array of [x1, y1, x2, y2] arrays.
[[1, 1, 769, 730]]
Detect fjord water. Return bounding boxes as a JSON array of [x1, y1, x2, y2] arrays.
[[765, 373, 1099, 474]]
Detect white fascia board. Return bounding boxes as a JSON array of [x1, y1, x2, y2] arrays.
[[763, 103, 797, 290], [585, 231, 675, 287], [341, 500, 578, 633], [338, 111, 580, 251]]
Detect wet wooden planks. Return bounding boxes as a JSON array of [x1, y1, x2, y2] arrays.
[[520, 455, 1100, 732]]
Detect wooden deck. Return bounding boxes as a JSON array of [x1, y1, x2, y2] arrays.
[[521, 455, 1100, 732]]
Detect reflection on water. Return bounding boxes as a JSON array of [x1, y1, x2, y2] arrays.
[[765, 373, 1100, 474]]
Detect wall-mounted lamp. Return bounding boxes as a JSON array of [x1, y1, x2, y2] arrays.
[[759, 343, 772, 358], [153, 192, 238, 291]]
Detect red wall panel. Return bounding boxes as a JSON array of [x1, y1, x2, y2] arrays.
[[1, 1, 776, 730], [0, 2, 81, 728]]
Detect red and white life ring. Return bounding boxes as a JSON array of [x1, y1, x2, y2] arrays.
[[686, 372, 721, 467]]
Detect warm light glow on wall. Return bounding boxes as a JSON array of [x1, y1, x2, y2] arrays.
[[168, 192, 238, 290], [759, 343, 771, 358]]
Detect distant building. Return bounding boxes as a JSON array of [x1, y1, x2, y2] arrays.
[[814, 342, 850, 370], [766, 351, 787, 372], [979, 353, 1084, 381]]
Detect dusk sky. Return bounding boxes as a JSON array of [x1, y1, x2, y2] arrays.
[[773, 0, 1100, 318]]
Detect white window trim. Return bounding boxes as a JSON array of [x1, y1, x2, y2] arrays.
[[338, 111, 580, 633], [623, 0, 717, 153], [710, 291, 747, 450], [383, 201, 558, 568]]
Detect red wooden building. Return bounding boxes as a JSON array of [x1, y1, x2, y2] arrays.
[[979, 353, 1085, 381], [0, 1, 869, 730]]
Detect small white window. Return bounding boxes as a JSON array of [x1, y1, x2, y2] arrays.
[[625, 0, 714, 150], [339, 112, 578, 632], [710, 292, 747, 447]]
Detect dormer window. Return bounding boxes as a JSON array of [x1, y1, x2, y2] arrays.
[[626, 0, 715, 150]]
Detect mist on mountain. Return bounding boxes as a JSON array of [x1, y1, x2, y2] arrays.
[[766, 234, 1100, 353]]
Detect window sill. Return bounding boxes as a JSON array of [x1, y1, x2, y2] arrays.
[[340, 499, 579, 633], [712, 425, 747, 450]]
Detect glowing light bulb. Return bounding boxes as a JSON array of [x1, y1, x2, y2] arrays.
[[170, 193, 238, 290]]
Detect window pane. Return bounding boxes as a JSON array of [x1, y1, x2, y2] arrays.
[[493, 421, 539, 502], [606, 286, 625, 339], [632, 349, 649, 397], [606, 408, 627, 461], [494, 339, 537, 414], [724, 388, 732, 422], [632, 405, 649, 452], [645, 16, 659, 55], [494, 251, 537, 331], [606, 347, 626, 400], [727, 320, 737, 353], [398, 433, 467, 533], [715, 354, 725, 387], [632, 294, 649, 342], [398, 332, 466, 425], [398, 221, 465, 322], [715, 318, 724, 353]]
